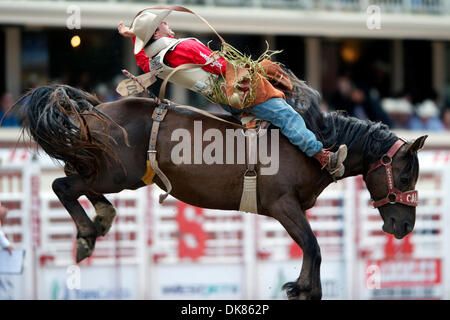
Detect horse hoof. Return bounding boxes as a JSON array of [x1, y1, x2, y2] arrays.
[[76, 238, 94, 263], [281, 282, 300, 300], [282, 282, 321, 300]]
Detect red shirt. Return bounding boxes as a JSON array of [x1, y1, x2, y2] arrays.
[[133, 37, 227, 76]]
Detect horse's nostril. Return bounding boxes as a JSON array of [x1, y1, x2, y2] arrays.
[[390, 218, 396, 230], [405, 222, 413, 234]]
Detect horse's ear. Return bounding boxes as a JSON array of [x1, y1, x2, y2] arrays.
[[407, 135, 428, 154]]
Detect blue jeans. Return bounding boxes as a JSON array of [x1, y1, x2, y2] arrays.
[[221, 98, 323, 157]]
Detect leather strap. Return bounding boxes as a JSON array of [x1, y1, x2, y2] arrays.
[[239, 129, 258, 214], [245, 129, 257, 176], [173, 104, 245, 129], [371, 189, 418, 208], [367, 139, 405, 174], [148, 103, 172, 203]]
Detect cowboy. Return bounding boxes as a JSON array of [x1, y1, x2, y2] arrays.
[[117, 9, 347, 178]]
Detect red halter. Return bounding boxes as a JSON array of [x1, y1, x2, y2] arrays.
[[366, 139, 418, 208]]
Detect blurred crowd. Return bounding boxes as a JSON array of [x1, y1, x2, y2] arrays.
[[2, 72, 450, 132], [0, 92, 20, 127], [324, 75, 450, 132]]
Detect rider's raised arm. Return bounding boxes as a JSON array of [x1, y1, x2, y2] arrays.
[[132, 37, 150, 73], [118, 21, 150, 73]]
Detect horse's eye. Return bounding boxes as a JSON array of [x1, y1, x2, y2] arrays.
[[400, 177, 409, 185]]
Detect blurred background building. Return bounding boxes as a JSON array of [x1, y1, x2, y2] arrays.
[[1, 0, 450, 301], [1, 0, 450, 130]]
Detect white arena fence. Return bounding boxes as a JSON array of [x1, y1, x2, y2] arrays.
[[0, 146, 449, 300]]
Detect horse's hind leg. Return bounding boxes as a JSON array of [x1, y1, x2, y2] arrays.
[[268, 193, 322, 300], [52, 175, 97, 263], [64, 164, 116, 237], [86, 194, 116, 237]]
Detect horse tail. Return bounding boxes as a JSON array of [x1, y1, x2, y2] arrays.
[[18, 84, 126, 181]]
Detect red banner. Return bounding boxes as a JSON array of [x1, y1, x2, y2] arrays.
[[366, 258, 441, 288], [176, 202, 208, 260]]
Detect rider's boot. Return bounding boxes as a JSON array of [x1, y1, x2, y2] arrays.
[[313, 145, 348, 179]]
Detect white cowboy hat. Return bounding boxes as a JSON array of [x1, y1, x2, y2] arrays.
[[416, 99, 439, 118], [131, 9, 172, 54], [381, 98, 413, 114]]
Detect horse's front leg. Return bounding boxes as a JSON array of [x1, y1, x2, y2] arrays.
[[269, 193, 322, 300], [52, 175, 97, 263]]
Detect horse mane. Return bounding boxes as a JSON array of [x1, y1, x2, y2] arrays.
[[17, 84, 128, 182], [282, 68, 398, 170]]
